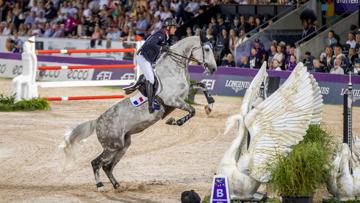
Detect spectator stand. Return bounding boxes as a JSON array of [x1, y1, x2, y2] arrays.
[[297, 10, 359, 74], [234, 0, 309, 67]]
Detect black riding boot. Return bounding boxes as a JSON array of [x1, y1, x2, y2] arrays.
[[146, 80, 156, 113], [124, 75, 145, 95]]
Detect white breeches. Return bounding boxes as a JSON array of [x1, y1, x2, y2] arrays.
[[136, 54, 155, 84]]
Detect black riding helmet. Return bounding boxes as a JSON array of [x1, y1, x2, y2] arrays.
[[163, 17, 178, 28]]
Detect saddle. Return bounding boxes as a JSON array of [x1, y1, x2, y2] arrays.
[[123, 74, 160, 97]]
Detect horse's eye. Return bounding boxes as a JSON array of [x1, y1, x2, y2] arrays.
[[204, 48, 210, 52]]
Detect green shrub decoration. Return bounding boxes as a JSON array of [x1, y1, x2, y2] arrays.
[[0, 94, 50, 111], [269, 125, 334, 197]]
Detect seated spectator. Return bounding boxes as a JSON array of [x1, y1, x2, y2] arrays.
[[247, 16, 256, 33], [331, 44, 350, 73], [348, 48, 357, 64], [285, 55, 297, 71], [216, 15, 228, 33], [24, 11, 36, 25], [248, 47, 261, 69], [10, 32, 23, 53], [284, 44, 296, 65], [229, 29, 238, 54], [106, 26, 121, 41], [215, 28, 230, 59], [205, 28, 216, 47], [44, 2, 57, 20], [267, 44, 277, 68], [1, 22, 11, 36], [354, 58, 360, 75], [135, 13, 149, 37], [35, 12, 47, 24], [185, 0, 200, 15], [326, 30, 338, 48], [303, 51, 314, 71], [313, 59, 325, 72], [221, 53, 235, 67], [253, 38, 265, 63], [43, 23, 55, 37], [271, 58, 282, 71], [65, 13, 80, 36], [18, 23, 26, 36], [330, 56, 345, 74], [230, 15, 240, 32], [273, 44, 284, 67], [320, 46, 333, 72], [355, 31, 360, 50], [239, 55, 249, 68], [346, 32, 356, 49], [148, 15, 162, 34], [52, 23, 65, 38], [235, 28, 248, 46]]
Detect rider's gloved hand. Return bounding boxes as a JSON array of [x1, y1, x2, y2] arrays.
[[162, 45, 170, 53]]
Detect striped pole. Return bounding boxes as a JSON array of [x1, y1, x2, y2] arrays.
[[46, 95, 125, 101], [38, 64, 135, 70], [36, 48, 136, 54]]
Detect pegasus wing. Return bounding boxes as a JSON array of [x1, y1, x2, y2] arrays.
[[244, 62, 323, 182], [240, 61, 268, 116]]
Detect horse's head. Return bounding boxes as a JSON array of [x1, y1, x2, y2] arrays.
[[191, 36, 217, 75]]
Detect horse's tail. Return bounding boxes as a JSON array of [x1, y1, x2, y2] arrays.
[[59, 120, 96, 170], [224, 114, 242, 135]]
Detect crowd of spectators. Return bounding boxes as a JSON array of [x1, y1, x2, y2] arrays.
[[0, 0, 295, 53], [230, 26, 360, 75]]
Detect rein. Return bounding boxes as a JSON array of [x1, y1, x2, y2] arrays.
[[165, 42, 208, 69]]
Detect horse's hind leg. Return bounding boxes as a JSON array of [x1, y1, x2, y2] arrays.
[[166, 98, 195, 126], [91, 149, 117, 191], [102, 133, 132, 189]]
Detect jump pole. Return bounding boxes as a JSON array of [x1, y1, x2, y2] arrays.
[[46, 95, 125, 101], [38, 64, 135, 70], [36, 48, 136, 54]]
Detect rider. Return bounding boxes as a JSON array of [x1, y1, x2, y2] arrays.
[[136, 17, 178, 113]]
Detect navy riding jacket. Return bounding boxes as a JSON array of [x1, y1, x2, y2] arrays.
[[138, 29, 168, 63]]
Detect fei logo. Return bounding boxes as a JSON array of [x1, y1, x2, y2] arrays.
[[121, 73, 135, 80], [210, 175, 230, 203], [225, 80, 250, 93], [201, 79, 216, 90], [96, 71, 112, 80]]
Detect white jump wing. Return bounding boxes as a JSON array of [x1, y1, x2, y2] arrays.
[[240, 61, 268, 116], [244, 62, 323, 182]]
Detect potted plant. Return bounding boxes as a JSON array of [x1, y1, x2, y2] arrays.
[[269, 125, 334, 203]]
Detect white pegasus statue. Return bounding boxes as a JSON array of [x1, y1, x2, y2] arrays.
[[328, 134, 360, 200], [218, 62, 323, 199]]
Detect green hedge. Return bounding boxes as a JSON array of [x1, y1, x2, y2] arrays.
[[0, 94, 50, 111], [269, 125, 334, 196]]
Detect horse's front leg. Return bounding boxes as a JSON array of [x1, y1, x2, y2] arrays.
[[191, 82, 215, 115], [165, 98, 195, 126]]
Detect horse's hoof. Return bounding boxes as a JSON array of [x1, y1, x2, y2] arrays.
[[166, 117, 176, 125], [113, 183, 120, 189], [97, 186, 107, 192], [205, 105, 212, 115]]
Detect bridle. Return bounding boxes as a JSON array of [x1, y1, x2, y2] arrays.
[[165, 41, 212, 74]]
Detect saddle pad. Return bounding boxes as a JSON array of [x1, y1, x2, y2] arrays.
[[130, 91, 148, 107]]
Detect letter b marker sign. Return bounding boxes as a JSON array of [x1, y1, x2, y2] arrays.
[[210, 175, 230, 203]]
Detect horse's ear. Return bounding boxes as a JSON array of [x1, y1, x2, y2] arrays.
[[200, 31, 207, 43]]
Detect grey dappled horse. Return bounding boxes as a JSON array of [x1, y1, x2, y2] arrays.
[[60, 36, 217, 191]]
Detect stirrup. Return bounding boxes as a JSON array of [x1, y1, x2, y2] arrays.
[[124, 75, 145, 95]]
